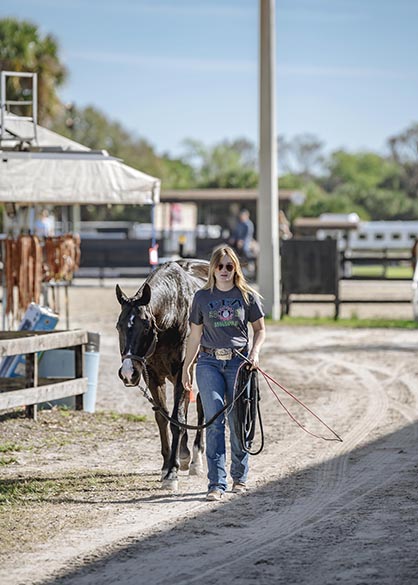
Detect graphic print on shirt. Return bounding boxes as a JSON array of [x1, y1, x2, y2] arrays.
[[208, 297, 244, 328]]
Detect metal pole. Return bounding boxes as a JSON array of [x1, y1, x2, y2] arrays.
[[151, 202, 156, 249], [258, 0, 280, 319], [0, 72, 5, 143]]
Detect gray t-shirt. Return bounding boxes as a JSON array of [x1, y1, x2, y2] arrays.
[[189, 286, 264, 349]]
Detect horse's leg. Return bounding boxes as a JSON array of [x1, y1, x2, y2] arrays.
[[189, 391, 205, 476], [180, 429, 191, 471], [179, 363, 191, 471], [162, 375, 188, 490], [148, 375, 171, 479]]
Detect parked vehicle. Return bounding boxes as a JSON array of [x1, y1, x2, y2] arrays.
[[316, 215, 418, 251]]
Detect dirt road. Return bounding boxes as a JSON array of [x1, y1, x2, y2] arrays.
[[1, 285, 418, 584]]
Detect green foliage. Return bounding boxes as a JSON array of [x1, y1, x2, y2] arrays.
[[51, 103, 195, 220], [0, 457, 18, 466], [324, 150, 401, 192], [288, 181, 366, 221], [336, 184, 418, 220], [278, 173, 306, 189], [285, 145, 414, 221], [351, 265, 413, 278], [276, 316, 418, 329], [181, 138, 258, 188], [107, 411, 147, 423], [0, 18, 67, 124], [52, 104, 194, 191], [278, 133, 325, 178], [388, 123, 418, 198], [4, 16, 418, 223], [0, 442, 22, 453]]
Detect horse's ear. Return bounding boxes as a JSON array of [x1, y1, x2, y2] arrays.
[[116, 284, 129, 305], [133, 283, 151, 306]]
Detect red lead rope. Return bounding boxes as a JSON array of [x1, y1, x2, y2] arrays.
[[235, 351, 343, 443]]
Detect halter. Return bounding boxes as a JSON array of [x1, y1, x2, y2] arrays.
[[120, 305, 160, 364], [121, 330, 158, 364]]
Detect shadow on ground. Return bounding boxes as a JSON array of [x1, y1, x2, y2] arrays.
[[40, 419, 418, 585]]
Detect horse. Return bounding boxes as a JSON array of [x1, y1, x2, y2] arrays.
[[116, 259, 209, 490]]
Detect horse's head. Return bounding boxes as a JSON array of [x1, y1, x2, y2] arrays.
[[116, 283, 158, 386]]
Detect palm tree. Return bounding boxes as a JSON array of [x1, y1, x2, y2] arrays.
[[0, 18, 67, 124]]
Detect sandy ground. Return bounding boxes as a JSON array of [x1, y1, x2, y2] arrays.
[[1, 280, 418, 585]]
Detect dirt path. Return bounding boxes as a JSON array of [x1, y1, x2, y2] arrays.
[[1, 286, 418, 584]]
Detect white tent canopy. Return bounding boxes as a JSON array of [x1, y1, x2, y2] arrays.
[[0, 116, 160, 206]]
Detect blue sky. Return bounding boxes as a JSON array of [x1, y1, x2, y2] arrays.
[[2, 0, 418, 159]]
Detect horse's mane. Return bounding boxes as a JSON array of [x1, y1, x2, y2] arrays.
[[137, 261, 208, 332]]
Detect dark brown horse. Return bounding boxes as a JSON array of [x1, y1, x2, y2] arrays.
[[116, 259, 209, 489]]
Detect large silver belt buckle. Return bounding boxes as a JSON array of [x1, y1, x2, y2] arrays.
[[214, 348, 233, 360]]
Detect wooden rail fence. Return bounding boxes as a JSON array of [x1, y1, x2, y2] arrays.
[[0, 329, 89, 420]]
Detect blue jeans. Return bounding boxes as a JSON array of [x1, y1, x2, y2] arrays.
[[196, 352, 249, 492]]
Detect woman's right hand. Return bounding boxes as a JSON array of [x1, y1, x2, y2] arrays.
[[182, 368, 193, 392]]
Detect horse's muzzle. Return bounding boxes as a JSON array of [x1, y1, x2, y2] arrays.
[[119, 358, 142, 386]]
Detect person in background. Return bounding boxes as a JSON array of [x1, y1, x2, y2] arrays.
[[182, 244, 265, 501], [230, 208, 254, 262], [279, 210, 293, 240], [34, 209, 55, 237]]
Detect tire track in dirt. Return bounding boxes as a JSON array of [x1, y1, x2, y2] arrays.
[[55, 348, 416, 585], [166, 357, 418, 585], [148, 352, 418, 585], [6, 327, 418, 585]]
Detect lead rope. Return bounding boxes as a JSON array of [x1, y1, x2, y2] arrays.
[[231, 361, 265, 455], [136, 358, 249, 431], [235, 350, 343, 443], [137, 381, 248, 431]]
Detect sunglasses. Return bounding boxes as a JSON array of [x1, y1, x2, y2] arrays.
[[217, 263, 234, 272]]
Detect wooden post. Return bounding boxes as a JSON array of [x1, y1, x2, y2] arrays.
[[65, 283, 70, 329], [25, 352, 38, 420], [74, 345, 84, 411]]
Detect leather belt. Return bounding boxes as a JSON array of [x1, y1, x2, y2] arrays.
[[201, 346, 247, 360]]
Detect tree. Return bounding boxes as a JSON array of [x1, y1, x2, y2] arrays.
[[320, 150, 406, 219], [181, 138, 258, 188], [324, 150, 401, 192], [388, 123, 418, 198], [0, 18, 67, 124], [278, 133, 325, 179], [53, 104, 195, 190]]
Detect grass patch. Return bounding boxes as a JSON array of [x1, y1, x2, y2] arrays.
[[105, 411, 147, 423], [0, 457, 18, 466], [0, 475, 96, 505], [0, 442, 22, 453], [120, 413, 148, 423], [0, 471, 152, 507], [351, 265, 413, 279], [272, 316, 418, 329]]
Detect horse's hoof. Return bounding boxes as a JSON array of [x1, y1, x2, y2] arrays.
[[160, 470, 169, 481], [189, 451, 204, 476], [189, 462, 204, 476], [162, 478, 179, 491], [179, 457, 191, 471]]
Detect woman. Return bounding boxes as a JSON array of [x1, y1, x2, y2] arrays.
[[182, 245, 265, 501]]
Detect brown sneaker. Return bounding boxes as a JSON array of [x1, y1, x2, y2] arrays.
[[206, 489, 224, 501], [232, 482, 247, 493]]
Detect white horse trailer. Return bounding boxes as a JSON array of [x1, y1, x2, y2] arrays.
[[317, 218, 418, 251], [349, 221, 418, 251]]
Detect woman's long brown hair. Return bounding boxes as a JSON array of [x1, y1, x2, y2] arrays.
[[202, 244, 261, 304]]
